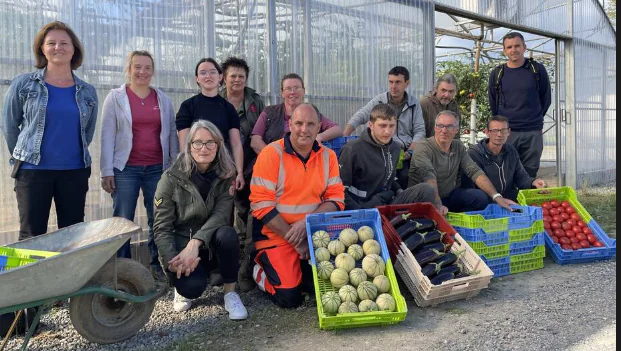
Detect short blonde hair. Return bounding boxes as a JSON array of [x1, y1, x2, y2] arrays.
[[125, 50, 155, 83]]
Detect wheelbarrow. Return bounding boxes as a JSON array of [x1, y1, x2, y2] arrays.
[[0, 218, 168, 350]]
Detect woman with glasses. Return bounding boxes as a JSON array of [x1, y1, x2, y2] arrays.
[[176, 58, 244, 191], [153, 120, 248, 319], [249, 73, 342, 154], [100, 51, 179, 279]]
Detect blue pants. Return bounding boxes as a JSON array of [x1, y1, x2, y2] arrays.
[[442, 187, 490, 212], [112, 164, 162, 268]]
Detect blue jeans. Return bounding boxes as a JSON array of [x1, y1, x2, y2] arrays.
[[112, 165, 162, 268], [442, 187, 490, 212]]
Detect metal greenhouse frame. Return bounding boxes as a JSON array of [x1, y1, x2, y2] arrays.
[[0, 0, 616, 244]]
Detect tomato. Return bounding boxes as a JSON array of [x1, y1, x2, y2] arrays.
[[570, 213, 581, 221], [561, 244, 573, 250], [566, 219, 577, 226], [554, 229, 566, 237], [549, 208, 560, 216], [560, 213, 570, 220], [576, 233, 587, 241], [586, 234, 597, 244], [561, 201, 571, 208], [551, 222, 562, 229], [542, 208, 549, 216], [561, 222, 572, 230], [543, 215, 553, 222], [541, 202, 552, 209], [572, 226, 582, 233], [544, 222, 551, 229], [565, 230, 576, 238], [577, 220, 586, 228], [582, 227, 593, 235], [552, 215, 563, 223], [556, 207, 566, 214], [593, 241, 605, 247], [566, 207, 576, 214], [551, 236, 559, 244], [550, 200, 561, 208], [579, 240, 591, 249], [570, 237, 580, 243], [559, 237, 571, 245], [571, 243, 582, 250]]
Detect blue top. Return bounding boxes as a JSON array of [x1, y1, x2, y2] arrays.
[[22, 83, 85, 170], [488, 60, 551, 132]]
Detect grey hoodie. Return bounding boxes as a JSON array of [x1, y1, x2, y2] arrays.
[[339, 129, 402, 209], [347, 92, 426, 149]]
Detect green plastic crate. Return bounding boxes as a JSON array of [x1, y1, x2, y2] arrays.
[[510, 257, 544, 274], [312, 259, 407, 330], [467, 229, 545, 261], [446, 212, 508, 233], [509, 220, 544, 243], [0, 247, 60, 260], [467, 241, 510, 260], [0, 256, 37, 271], [517, 186, 592, 223], [509, 245, 546, 263]]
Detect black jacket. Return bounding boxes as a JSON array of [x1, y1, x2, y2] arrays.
[[461, 139, 535, 201], [339, 129, 401, 210]]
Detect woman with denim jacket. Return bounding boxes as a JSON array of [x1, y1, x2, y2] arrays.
[[0, 21, 98, 240], [100, 51, 179, 279]]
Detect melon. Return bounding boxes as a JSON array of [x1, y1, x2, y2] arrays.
[[317, 261, 334, 280], [358, 299, 378, 312], [362, 239, 381, 256], [321, 291, 341, 315], [338, 301, 359, 314], [349, 268, 368, 288], [373, 275, 391, 293], [362, 254, 385, 278], [375, 293, 396, 312], [338, 285, 358, 303], [357, 280, 378, 301], [347, 244, 364, 261], [327, 240, 346, 256], [335, 253, 356, 273], [338, 228, 359, 247], [315, 247, 331, 263], [312, 230, 331, 248], [357, 226, 375, 242], [330, 268, 350, 288]]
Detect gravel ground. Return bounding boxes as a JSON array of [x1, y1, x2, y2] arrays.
[[5, 257, 616, 351]]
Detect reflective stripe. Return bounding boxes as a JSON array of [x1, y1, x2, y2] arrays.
[[276, 203, 321, 214], [251, 200, 277, 211], [325, 197, 345, 204], [251, 177, 277, 191], [322, 148, 330, 189], [327, 176, 342, 186], [270, 143, 286, 198], [347, 185, 367, 198]]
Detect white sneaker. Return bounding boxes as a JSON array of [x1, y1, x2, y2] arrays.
[[224, 292, 248, 320], [173, 289, 192, 312]]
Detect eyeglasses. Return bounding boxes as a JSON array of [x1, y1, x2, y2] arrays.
[[191, 140, 217, 150], [283, 86, 304, 93], [435, 123, 458, 131], [198, 70, 220, 77], [488, 128, 511, 135]]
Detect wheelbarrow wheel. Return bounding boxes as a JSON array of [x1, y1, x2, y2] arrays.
[[69, 258, 156, 344]]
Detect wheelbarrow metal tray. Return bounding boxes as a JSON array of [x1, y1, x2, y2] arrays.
[[0, 218, 141, 309]]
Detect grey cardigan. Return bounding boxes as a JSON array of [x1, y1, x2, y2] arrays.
[[100, 84, 179, 177]]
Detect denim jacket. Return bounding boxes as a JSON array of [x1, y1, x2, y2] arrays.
[[1, 68, 98, 166]]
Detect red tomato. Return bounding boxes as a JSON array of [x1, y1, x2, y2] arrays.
[[544, 222, 551, 229], [565, 230, 576, 238], [551, 222, 562, 229], [570, 237, 580, 244], [577, 220, 586, 228], [560, 213, 570, 220], [586, 234, 597, 244], [556, 207, 566, 214], [554, 229, 566, 238], [541, 202, 552, 209], [561, 222, 572, 230], [542, 208, 549, 216], [579, 240, 590, 249], [576, 233, 587, 241], [543, 215, 553, 222], [559, 237, 571, 245], [552, 215, 563, 223], [551, 236, 559, 244], [566, 219, 577, 226], [571, 243, 582, 250], [570, 213, 581, 221], [550, 200, 561, 208], [566, 207, 576, 214], [561, 244, 573, 250], [593, 241, 605, 247], [561, 201, 571, 208], [549, 208, 560, 216], [572, 226, 582, 233], [582, 227, 593, 235]]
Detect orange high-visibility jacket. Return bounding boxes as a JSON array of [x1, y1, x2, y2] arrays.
[[250, 136, 345, 250]]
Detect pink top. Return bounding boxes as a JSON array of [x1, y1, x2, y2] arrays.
[[251, 106, 339, 138], [126, 87, 163, 166]]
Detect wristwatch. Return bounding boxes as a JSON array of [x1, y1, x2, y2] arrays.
[[492, 193, 503, 201]]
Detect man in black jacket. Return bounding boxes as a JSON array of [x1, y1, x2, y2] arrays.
[[339, 104, 436, 210], [462, 115, 547, 201]]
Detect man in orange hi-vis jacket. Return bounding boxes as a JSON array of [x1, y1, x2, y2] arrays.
[[250, 103, 345, 308]]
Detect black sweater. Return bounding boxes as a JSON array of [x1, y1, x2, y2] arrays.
[[176, 94, 240, 145]]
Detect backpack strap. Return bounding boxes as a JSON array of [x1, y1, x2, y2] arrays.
[[527, 58, 541, 92]]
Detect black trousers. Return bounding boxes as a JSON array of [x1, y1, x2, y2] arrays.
[[507, 130, 544, 178], [14, 167, 91, 240]]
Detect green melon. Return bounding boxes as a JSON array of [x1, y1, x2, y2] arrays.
[[357, 280, 378, 301], [338, 301, 359, 314], [312, 230, 331, 248], [347, 244, 364, 261], [349, 268, 368, 288], [375, 293, 396, 312], [321, 291, 341, 315], [338, 285, 358, 303], [362, 254, 385, 278], [335, 253, 356, 273], [373, 275, 391, 293], [338, 228, 359, 247], [327, 240, 346, 256], [315, 247, 331, 263], [330, 268, 350, 289], [358, 299, 378, 312], [357, 226, 375, 243], [362, 239, 381, 256], [317, 261, 334, 280]]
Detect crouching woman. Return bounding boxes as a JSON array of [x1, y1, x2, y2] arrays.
[[153, 120, 248, 319]]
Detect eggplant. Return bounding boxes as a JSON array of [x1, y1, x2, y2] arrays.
[[414, 249, 446, 266], [412, 241, 451, 255], [430, 272, 455, 285], [404, 230, 447, 252], [389, 213, 411, 229], [396, 220, 422, 239], [421, 260, 454, 277], [454, 272, 471, 279], [431, 263, 462, 278], [408, 218, 437, 232], [431, 249, 466, 267]]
